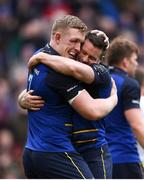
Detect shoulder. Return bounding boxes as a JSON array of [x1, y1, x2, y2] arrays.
[[92, 63, 109, 74], [122, 76, 140, 103], [91, 63, 111, 87], [110, 67, 139, 89], [123, 76, 140, 90]]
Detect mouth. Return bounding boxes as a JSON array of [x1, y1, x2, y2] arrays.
[[78, 59, 83, 63], [78, 59, 89, 65], [69, 51, 77, 59]]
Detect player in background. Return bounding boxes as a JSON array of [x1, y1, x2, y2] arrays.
[[105, 36, 144, 179], [135, 65, 144, 165]]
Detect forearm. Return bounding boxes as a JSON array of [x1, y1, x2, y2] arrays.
[[29, 52, 94, 84], [131, 117, 144, 148], [133, 127, 144, 148], [92, 94, 117, 119], [125, 109, 144, 148], [71, 90, 117, 120]]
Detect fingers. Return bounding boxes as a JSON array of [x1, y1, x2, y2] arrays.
[[110, 78, 117, 95], [29, 101, 45, 107], [27, 90, 44, 100], [111, 78, 117, 90], [110, 78, 118, 106], [27, 100, 44, 110], [27, 96, 45, 110], [27, 90, 34, 94], [28, 54, 40, 70], [30, 95, 44, 100], [22, 90, 45, 110], [111, 77, 115, 85], [28, 104, 44, 111], [30, 107, 42, 111]]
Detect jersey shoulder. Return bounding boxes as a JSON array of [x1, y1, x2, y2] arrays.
[[91, 63, 111, 87]]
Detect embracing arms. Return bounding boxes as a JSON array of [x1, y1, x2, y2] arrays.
[[28, 52, 95, 84], [70, 78, 117, 120], [18, 79, 117, 120]]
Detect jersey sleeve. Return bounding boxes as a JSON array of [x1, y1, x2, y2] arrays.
[[90, 63, 111, 88], [122, 78, 140, 110], [46, 70, 84, 102]]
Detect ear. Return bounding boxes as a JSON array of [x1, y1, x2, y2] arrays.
[[55, 32, 61, 44], [122, 57, 129, 69]]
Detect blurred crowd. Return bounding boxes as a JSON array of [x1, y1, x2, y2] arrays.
[[0, 0, 144, 178]]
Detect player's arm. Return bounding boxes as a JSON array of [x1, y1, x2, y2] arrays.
[[123, 79, 144, 148], [70, 78, 117, 120], [18, 79, 117, 120], [125, 109, 144, 148], [28, 52, 95, 84], [18, 89, 45, 110]]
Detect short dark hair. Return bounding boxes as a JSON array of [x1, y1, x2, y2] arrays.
[[106, 36, 139, 66], [85, 31, 108, 51], [84, 31, 109, 62]]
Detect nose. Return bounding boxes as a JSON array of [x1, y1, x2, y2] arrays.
[[74, 43, 81, 52], [135, 61, 138, 67], [81, 56, 89, 64]]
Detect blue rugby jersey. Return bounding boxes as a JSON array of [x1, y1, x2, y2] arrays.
[[26, 44, 85, 152], [71, 64, 112, 153], [105, 66, 141, 163]]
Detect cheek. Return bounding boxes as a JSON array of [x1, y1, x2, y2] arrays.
[[135, 61, 138, 66], [131, 59, 137, 66], [61, 38, 70, 46], [79, 53, 84, 59]]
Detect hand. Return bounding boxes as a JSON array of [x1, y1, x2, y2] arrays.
[[19, 90, 45, 110], [110, 78, 117, 95], [110, 78, 118, 106], [28, 53, 43, 71]]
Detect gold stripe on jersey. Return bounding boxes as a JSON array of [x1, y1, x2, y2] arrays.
[[74, 138, 97, 144], [72, 128, 98, 134], [65, 123, 73, 126]]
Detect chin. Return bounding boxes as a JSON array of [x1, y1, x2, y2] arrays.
[[69, 55, 75, 59], [79, 59, 83, 63]]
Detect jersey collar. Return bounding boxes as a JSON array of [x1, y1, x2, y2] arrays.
[[46, 44, 60, 56]]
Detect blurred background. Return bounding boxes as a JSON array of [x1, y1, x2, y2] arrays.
[[0, 0, 144, 178]]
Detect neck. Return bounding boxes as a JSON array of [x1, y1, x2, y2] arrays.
[[49, 40, 55, 50], [113, 64, 127, 73], [141, 86, 144, 96]]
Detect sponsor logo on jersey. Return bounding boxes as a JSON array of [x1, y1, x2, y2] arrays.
[[34, 68, 40, 75]]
